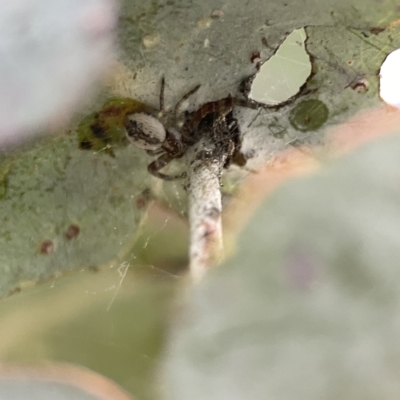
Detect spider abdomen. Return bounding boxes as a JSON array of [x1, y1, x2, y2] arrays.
[[124, 112, 166, 151]]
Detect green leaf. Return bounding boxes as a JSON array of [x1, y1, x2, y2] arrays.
[[0, 134, 152, 297]]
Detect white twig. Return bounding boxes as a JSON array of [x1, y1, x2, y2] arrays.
[[186, 135, 228, 281]]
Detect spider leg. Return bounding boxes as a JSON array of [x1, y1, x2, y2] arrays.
[[226, 115, 240, 141], [223, 139, 236, 168], [174, 84, 201, 116], [146, 148, 165, 156], [148, 153, 186, 180], [232, 98, 258, 110], [163, 129, 185, 156], [159, 76, 165, 112]]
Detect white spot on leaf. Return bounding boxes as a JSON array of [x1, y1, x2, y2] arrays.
[[380, 49, 400, 109]]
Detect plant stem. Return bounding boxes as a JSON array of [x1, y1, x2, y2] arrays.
[[186, 135, 227, 281]]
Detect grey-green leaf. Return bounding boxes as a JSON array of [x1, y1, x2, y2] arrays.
[[0, 135, 151, 297], [164, 132, 400, 400]]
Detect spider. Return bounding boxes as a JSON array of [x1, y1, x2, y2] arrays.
[[123, 78, 257, 180]]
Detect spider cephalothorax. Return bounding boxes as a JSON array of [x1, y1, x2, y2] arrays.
[[124, 78, 257, 180]]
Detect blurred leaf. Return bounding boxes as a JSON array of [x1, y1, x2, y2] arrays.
[[0, 0, 117, 146], [0, 267, 177, 400], [0, 363, 133, 400], [163, 131, 400, 399]]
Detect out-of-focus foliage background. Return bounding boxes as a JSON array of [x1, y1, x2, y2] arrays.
[[1, 0, 400, 399]]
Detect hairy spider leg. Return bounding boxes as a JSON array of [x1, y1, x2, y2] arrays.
[[147, 129, 187, 180], [222, 112, 240, 168], [191, 97, 258, 130], [223, 139, 236, 169], [233, 98, 258, 110], [146, 148, 165, 156], [228, 118, 239, 132], [148, 153, 186, 181], [159, 76, 166, 111], [174, 84, 201, 116], [159, 76, 200, 116]]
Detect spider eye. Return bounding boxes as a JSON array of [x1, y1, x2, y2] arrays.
[[124, 112, 166, 150]]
